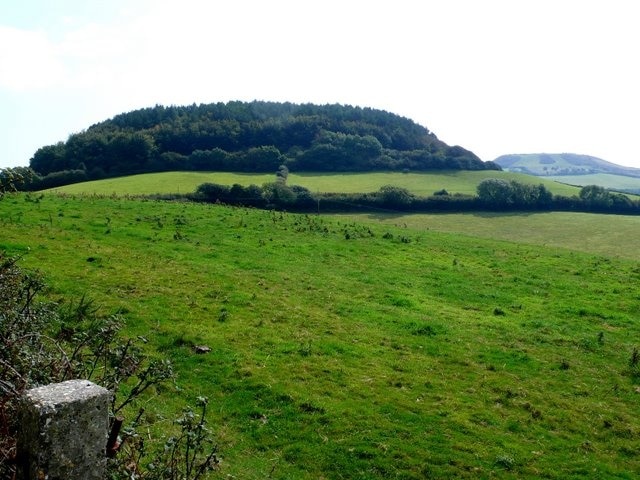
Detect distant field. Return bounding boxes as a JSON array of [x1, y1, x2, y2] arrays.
[[337, 211, 640, 261], [48, 170, 581, 197], [547, 173, 640, 192]]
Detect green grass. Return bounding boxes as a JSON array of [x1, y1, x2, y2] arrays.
[[548, 173, 640, 192], [2, 193, 640, 478], [49, 170, 581, 197], [335, 211, 640, 261], [47, 171, 276, 196]]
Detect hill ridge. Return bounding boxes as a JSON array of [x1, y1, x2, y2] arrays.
[[494, 152, 640, 178]]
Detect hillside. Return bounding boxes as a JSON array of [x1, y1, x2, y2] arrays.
[[2, 194, 640, 478], [543, 173, 640, 195], [495, 153, 640, 178], [27, 101, 499, 188]]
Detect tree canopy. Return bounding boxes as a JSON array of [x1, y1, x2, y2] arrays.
[[29, 101, 499, 183]]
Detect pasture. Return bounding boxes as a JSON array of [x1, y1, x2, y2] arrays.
[[339, 211, 640, 261], [1, 192, 640, 478], [547, 173, 640, 192], [49, 170, 581, 197]]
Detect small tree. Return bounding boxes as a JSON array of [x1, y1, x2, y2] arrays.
[[378, 185, 413, 208], [276, 164, 289, 184], [196, 183, 231, 202], [0, 167, 36, 196], [262, 181, 297, 207], [579, 185, 613, 209], [476, 178, 514, 207]]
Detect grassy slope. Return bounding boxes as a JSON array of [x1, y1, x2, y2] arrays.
[[49, 170, 581, 197], [497, 154, 640, 191], [2, 193, 640, 479], [497, 154, 586, 175], [547, 173, 640, 191], [337, 211, 640, 261]]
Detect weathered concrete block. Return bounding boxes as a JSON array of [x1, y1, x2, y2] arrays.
[[18, 379, 111, 480]]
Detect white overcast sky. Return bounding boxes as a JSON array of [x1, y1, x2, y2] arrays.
[[1, 0, 639, 169]]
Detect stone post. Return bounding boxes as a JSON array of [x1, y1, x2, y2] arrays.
[[18, 379, 111, 480]]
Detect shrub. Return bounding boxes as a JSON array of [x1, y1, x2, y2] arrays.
[[378, 185, 413, 208], [0, 253, 218, 479]]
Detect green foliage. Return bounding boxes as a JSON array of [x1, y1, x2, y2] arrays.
[[31, 168, 89, 190], [580, 184, 612, 206], [235, 146, 284, 173], [295, 130, 384, 171], [262, 182, 297, 207], [112, 397, 219, 480], [195, 182, 231, 202], [377, 184, 413, 207], [0, 167, 37, 195], [29, 142, 67, 173], [275, 164, 289, 184], [195, 182, 264, 207], [476, 178, 554, 209], [188, 149, 231, 171], [0, 253, 216, 479]]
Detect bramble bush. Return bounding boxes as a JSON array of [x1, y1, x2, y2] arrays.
[[0, 253, 219, 479]]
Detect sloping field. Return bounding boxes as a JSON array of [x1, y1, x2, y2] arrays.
[[547, 173, 640, 192], [48, 170, 581, 197], [1, 193, 640, 478], [338, 211, 640, 261]]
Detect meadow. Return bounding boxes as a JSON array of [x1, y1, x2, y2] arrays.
[[546, 173, 640, 192], [2, 192, 640, 478], [339, 211, 640, 261], [50, 170, 581, 197]]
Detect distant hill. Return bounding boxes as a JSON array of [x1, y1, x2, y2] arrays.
[[494, 153, 640, 178], [27, 101, 499, 188]]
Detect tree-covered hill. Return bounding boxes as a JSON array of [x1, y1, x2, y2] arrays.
[[29, 101, 499, 186]]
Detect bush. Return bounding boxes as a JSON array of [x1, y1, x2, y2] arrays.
[[0, 253, 218, 479], [378, 185, 413, 208], [0, 167, 37, 194], [31, 169, 88, 190]]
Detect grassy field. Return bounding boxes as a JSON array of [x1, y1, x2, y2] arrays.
[[49, 170, 581, 197], [338, 211, 640, 261], [547, 173, 640, 192], [2, 193, 640, 478]]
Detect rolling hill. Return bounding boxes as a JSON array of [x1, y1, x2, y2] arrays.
[[494, 153, 640, 193], [494, 153, 640, 177], [26, 101, 499, 190]]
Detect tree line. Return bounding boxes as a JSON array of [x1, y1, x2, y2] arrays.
[[181, 176, 640, 215], [27, 101, 499, 186]]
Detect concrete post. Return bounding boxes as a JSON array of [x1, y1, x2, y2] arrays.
[[18, 379, 111, 480]]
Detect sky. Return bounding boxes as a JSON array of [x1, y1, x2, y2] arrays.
[[1, 0, 639, 169]]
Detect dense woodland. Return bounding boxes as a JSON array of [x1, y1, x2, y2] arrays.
[[27, 101, 499, 187]]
